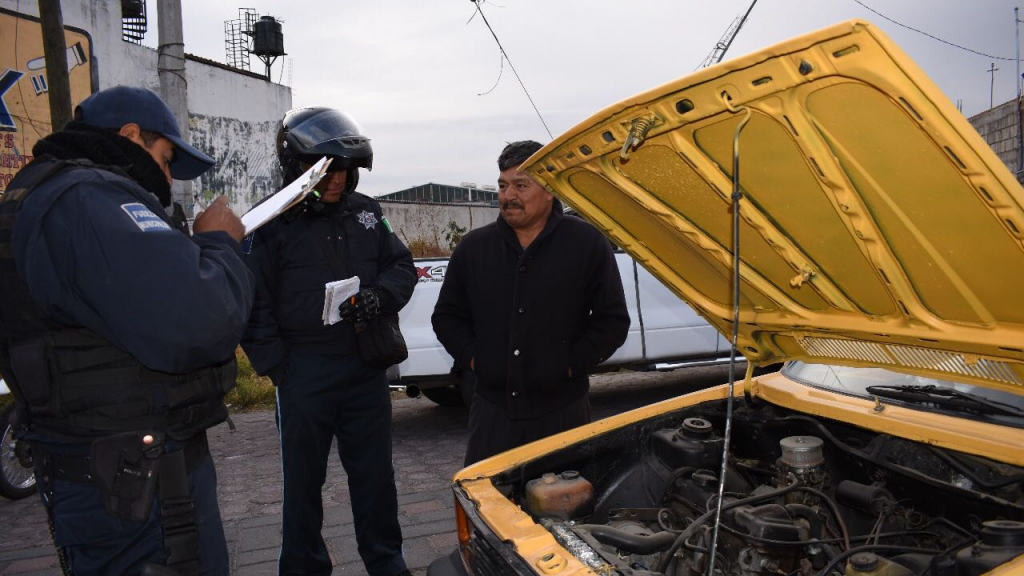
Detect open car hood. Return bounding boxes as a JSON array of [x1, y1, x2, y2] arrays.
[[524, 20, 1024, 396]]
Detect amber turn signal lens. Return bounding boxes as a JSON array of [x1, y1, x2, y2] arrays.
[[455, 496, 471, 548]]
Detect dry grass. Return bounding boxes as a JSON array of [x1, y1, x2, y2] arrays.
[[405, 236, 451, 258], [226, 348, 277, 412]]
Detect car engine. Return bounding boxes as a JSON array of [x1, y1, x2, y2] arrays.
[[497, 403, 1024, 576]]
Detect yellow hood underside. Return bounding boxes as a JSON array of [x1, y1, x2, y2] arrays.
[[524, 20, 1024, 397]]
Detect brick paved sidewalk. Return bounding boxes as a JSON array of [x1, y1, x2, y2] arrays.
[[0, 365, 730, 576]]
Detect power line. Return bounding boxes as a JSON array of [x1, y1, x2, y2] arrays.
[[852, 0, 1020, 61], [471, 0, 554, 139]]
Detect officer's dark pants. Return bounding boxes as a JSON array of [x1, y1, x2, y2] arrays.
[[464, 392, 591, 466], [276, 350, 406, 576], [37, 451, 228, 576]]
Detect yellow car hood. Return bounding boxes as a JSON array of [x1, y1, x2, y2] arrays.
[[524, 20, 1024, 397]]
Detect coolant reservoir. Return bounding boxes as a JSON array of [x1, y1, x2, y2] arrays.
[[525, 471, 594, 520], [845, 552, 913, 576]]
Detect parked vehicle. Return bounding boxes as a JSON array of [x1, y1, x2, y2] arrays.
[[393, 252, 735, 406], [428, 20, 1024, 576], [0, 379, 35, 500]]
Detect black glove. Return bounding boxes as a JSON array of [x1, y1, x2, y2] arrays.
[[338, 287, 383, 324]]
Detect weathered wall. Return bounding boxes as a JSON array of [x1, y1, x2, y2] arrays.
[[0, 0, 291, 211], [379, 201, 498, 255], [968, 98, 1023, 181], [185, 57, 292, 211]]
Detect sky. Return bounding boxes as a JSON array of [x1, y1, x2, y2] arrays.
[[142, 0, 1024, 196]]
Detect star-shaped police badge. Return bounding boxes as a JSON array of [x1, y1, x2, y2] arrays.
[[357, 210, 378, 230]]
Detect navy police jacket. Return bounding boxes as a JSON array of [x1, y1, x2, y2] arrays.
[[240, 192, 416, 375], [12, 164, 254, 374]]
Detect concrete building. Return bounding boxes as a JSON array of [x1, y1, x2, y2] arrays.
[[968, 98, 1024, 182], [380, 182, 499, 206], [0, 0, 292, 212]]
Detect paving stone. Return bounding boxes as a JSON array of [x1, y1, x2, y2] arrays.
[[401, 499, 445, 515], [427, 532, 458, 552], [234, 561, 279, 576], [235, 546, 280, 567], [402, 520, 456, 539], [405, 507, 456, 526], [2, 555, 56, 574], [238, 524, 282, 552], [0, 548, 58, 563], [326, 536, 360, 566], [403, 535, 441, 570], [236, 513, 283, 530]]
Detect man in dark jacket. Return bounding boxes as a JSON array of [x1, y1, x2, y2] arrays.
[[432, 140, 630, 465], [0, 86, 252, 575], [241, 107, 416, 576]]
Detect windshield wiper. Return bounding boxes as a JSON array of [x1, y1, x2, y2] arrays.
[[865, 385, 1024, 418]]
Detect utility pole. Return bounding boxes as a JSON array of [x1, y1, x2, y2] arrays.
[[157, 0, 191, 213], [1015, 7, 1023, 178], [989, 62, 999, 109], [38, 0, 72, 131]]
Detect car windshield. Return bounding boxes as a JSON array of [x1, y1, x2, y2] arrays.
[[782, 361, 1024, 428]]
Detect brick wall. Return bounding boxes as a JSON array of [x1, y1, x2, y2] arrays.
[[968, 99, 1023, 180]]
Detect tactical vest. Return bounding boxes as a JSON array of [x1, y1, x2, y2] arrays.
[[0, 157, 236, 441]]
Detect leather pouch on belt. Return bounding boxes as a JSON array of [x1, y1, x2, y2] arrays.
[[90, 431, 164, 522]]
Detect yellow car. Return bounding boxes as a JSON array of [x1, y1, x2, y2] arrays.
[[428, 19, 1024, 576]]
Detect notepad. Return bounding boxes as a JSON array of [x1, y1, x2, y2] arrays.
[[322, 277, 361, 326]]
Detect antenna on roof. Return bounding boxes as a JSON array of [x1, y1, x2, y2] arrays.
[[697, 0, 759, 69]]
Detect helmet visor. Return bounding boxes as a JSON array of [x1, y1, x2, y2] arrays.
[[285, 108, 372, 169]]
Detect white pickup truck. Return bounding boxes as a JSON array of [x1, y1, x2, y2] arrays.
[[390, 251, 738, 406]]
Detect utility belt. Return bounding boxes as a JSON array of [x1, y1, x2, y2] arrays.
[[33, 431, 208, 576], [34, 432, 208, 487]]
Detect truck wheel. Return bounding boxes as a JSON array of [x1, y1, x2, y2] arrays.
[[0, 403, 36, 500], [421, 386, 464, 407]]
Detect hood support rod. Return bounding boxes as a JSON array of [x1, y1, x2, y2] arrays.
[[706, 100, 753, 576]]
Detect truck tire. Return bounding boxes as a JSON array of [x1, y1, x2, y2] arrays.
[[421, 386, 464, 407], [0, 403, 36, 500]]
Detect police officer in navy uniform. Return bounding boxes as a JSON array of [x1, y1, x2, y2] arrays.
[[0, 86, 253, 575], [241, 107, 415, 576]]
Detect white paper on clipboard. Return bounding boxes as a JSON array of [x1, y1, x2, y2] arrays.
[[240, 157, 332, 235]]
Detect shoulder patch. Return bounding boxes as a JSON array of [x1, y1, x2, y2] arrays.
[[356, 210, 378, 230], [381, 216, 394, 234], [120, 203, 172, 232]]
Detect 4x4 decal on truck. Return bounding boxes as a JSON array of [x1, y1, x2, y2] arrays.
[[416, 264, 447, 283]]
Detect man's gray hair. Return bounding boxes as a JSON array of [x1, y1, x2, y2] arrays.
[[498, 140, 543, 172]]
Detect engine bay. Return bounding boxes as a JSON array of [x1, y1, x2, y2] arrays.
[[491, 401, 1024, 576]]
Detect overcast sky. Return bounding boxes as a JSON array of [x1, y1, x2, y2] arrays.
[[143, 0, 1024, 196]]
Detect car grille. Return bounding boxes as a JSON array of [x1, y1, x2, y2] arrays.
[[467, 530, 521, 576]]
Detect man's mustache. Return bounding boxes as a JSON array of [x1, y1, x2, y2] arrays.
[[502, 200, 523, 210]]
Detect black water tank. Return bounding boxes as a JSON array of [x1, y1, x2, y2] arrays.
[[253, 16, 284, 57]]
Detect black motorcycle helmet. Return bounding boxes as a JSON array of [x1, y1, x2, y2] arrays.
[[276, 107, 372, 193]]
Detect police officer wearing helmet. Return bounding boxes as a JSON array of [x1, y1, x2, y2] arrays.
[[241, 107, 415, 576], [0, 86, 253, 575]]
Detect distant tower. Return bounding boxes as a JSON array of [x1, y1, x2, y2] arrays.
[[224, 8, 258, 71], [251, 15, 286, 80], [121, 0, 147, 44]]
